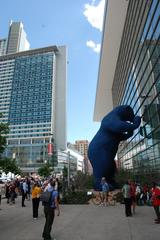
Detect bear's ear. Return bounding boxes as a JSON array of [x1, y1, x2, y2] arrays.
[[125, 105, 132, 111]]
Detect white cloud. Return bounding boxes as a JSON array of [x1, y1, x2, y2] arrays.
[[83, 0, 105, 32], [86, 40, 101, 53]]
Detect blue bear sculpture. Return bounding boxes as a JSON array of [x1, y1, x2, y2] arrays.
[[88, 105, 141, 190]]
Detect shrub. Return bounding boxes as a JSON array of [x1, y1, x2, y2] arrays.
[[61, 190, 90, 204], [114, 191, 124, 204]]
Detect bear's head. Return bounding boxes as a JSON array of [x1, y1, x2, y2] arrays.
[[114, 105, 135, 122]]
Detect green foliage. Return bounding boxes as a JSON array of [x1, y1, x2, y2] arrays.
[[134, 167, 160, 185], [52, 152, 58, 167], [38, 164, 52, 177], [0, 115, 9, 156], [74, 171, 94, 190], [0, 158, 21, 175], [61, 171, 94, 203], [114, 191, 124, 203], [115, 167, 160, 187], [61, 190, 90, 204], [115, 168, 134, 187]]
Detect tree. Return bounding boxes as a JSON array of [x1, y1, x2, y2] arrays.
[[115, 167, 160, 187], [38, 164, 52, 177], [0, 158, 21, 175], [115, 168, 134, 187], [0, 114, 9, 157], [51, 151, 58, 169], [134, 166, 160, 185], [74, 171, 94, 190]]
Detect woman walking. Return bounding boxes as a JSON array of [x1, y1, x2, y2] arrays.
[[31, 182, 41, 219]]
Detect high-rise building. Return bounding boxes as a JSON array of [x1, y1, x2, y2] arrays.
[[0, 45, 67, 172], [0, 21, 30, 57], [74, 140, 92, 174], [75, 140, 89, 157], [0, 39, 7, 56], [6, 21, 30, 54], [94, 0, 160, 172]]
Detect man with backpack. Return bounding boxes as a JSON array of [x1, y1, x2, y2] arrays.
[[42, 179, 60, 240]]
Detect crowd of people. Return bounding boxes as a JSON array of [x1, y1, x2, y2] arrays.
[[122, 180, 160, 223], [0, 176, 160, 239], [0, 176, 61, 240]]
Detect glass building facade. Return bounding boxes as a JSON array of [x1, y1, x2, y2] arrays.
[[111, 0, 160, 172], [0, 47, 60, 170]]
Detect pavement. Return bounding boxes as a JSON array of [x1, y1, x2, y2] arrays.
[[0, 196, 160, 240]]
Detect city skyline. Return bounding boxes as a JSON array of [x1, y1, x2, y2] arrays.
[[0, 0, 104, 143]]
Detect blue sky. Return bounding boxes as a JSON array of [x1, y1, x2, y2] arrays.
[[0, 0, 105, 143]]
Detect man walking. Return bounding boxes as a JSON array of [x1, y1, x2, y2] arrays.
[[21, 179, 28, 207], [122, 180, 132, 217], [42, 179, 60, 240], [100, 177, 109, 206]]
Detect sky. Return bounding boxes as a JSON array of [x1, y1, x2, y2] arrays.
[[0, 0, 105, 143]]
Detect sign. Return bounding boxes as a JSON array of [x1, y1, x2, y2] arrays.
[[48, 143, 53, 155]]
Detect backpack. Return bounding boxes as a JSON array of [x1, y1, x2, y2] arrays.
[[40, 190, 53, 206]]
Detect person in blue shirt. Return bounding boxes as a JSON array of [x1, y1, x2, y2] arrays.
[[101, 177, 109, 206], [21, 179, 28, 207], [42, 179, 60, 240]]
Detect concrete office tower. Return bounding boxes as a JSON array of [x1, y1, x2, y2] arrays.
[[75, 140, 89, 157], [0, 39, 7, 56], [94, 0, 160, 172], [6, 21, 30, 55], [74, 140, 92, 174], [0, 45, 67, 172]]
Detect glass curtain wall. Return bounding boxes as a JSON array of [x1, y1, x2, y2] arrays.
[[112, 0, 160, 173], [3, 51, 55, 167]]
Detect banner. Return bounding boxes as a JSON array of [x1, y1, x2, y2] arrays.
[[48, 143, 53, 155]]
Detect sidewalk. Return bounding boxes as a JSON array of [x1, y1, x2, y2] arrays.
[[0, 197, 160, 240]]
